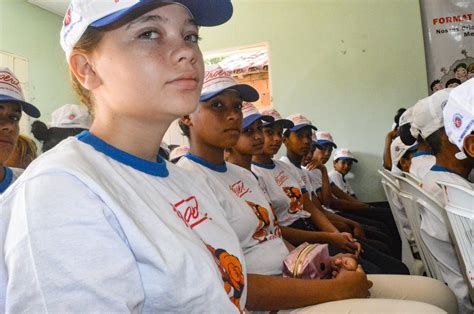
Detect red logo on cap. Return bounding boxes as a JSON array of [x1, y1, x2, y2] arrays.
[[453, 114, 463, 128], [68, 114, 76, 120], [64, 8, 72, 26], [0, 72, 22, 94]]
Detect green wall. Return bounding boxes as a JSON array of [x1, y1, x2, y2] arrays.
[[200, 0, 429, 201], [0, 0, 77, 125], [0, 0, 429, 201]]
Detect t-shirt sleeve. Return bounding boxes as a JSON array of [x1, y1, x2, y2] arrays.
[[329, 171, 344, 190], [2, 173, 145, 313]]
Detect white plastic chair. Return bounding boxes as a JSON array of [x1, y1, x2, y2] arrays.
[[378, 169, 424, 275], [403, 171, 421, 185], [394, 174, 445, 281], [437, 181, 474, 303]]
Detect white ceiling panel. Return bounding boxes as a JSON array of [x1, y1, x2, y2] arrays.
[[28, 0, 69, 16]]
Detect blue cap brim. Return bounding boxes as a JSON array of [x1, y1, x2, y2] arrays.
[[263, 119, 294, 129], [243, 113, 274, 129], [336, 156, 358, 163], [314, 139, 337, 149], [289, 124, 317, 132], [200, 84, 259, 102], [91, 0, 233, 28], [0, 95, 41, 118]]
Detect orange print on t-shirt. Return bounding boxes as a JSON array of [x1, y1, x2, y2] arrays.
[[283, 186, 304, 214]]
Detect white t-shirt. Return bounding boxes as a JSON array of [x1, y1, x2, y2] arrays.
[[305, 168, 323, 193], [178, 154, 289, 276], [409, 151, 436, 180], [251, 160, 311, 227], [420, 166, 474, 313], [328, 170, 355, 196], [0, 167, 23, 194], [0, 132, 246, 313], [279, 156, 314, 200]]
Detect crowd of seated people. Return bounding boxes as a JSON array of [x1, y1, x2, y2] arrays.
[[0, 0, 471, 312]]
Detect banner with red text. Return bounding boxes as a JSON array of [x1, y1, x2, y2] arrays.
[[419, 0, 474, 94]]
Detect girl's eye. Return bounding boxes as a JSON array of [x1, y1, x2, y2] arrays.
[[212, 102, 224, 109], [235, 103, 243, 111], [10, 115, 20, 122], [139, 30, 159, 40], [185, 33, 201, 43]]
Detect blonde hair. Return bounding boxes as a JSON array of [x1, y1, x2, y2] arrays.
[[69, 27, 105, 111], [10, 135, 38, 168]]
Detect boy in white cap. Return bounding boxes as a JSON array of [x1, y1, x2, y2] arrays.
[[413, 85, 473, 313], [329, 148, 359, 197], [0, 68, 41, 193], [0, 1, 252, 312], [32, 103, 92, 152]]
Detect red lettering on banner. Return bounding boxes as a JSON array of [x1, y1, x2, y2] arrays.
[[172, 196, 209, 229], [230, 180, 251, 198], [275, 170, 289, 186], [433, 13, 473, 25]]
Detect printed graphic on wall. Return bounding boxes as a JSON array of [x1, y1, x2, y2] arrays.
[[420, 0, 474, 94]]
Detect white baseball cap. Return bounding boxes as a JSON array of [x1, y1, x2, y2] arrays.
[[411, 88, 452, 139], [60, 0, 234, 59], [286, 114, 317, 132], [398, 107, 413, 127], [200, 64, 259, 102], [50, 104, 92, 129], [443, 78, 474, 160], [314, 131, 337, 148], [242, 102, 273, 129], [334, 148, 358, 163], [169, 145, 189, 161], [390, 136, 417, 169], [259, 108, 293, 129], [0, 68, 41, 118]]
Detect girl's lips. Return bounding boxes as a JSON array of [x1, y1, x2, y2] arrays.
[[169, 78, 199, 90]]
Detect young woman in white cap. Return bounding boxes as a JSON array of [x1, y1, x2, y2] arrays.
[[0, 68, 41, 193], [0, 1, 249, 312]]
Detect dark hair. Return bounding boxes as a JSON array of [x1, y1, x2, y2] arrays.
[[445, 78, 461, 88], [31, 121, 87, 153], [283, 129, 291, 138], [430, 80, 441, 91], [394, 108, 406, 128], [425, 128, 444, 156], [178, 120, 190, 138], [399, 124, 416, 146], [454, 63, 467, 71]]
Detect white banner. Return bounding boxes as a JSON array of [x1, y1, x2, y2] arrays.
[[419, 0, 474, 94]]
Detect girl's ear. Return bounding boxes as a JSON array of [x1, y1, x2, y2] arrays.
[[69, 50, 101, 91], [463, 133, 474, 158], [180, 115, 192, 127]]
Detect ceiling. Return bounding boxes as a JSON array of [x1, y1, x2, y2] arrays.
[[28, 0, 69, 16]]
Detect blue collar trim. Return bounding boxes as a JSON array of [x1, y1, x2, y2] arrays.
[[251, 161, 275, 169], [77, 131, 169, 177], [430, 165, 464, 177], [185, 153, 227, 173], [0, 167, 13, 193], [414, 151, 432, 157]]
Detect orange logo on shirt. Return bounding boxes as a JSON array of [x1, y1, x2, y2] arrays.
[[270, 206, 282, 238], [171, 196, 209, 229], [246, 201, 274, 242], [206, 244, 245, 311], [283, 186, 304, 214]]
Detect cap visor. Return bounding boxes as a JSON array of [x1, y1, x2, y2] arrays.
[[263, 119, 294, 129], [200, 84, 259, 102], [315, 140, 337, 148], [337, 156, 358, 163], [289, 124, 318, 132], [0, 95, 40, 118], [243, 113, 274, 129], [91, 0, 233, 28]]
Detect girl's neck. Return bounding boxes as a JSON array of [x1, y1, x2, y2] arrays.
[[286, 151, 302, 168], [188, 138, 226, 165], [89, 110, 170, 162], [227, 150, 252, 171], [252, 153, 273, 164], [435, 153, 471, 179]]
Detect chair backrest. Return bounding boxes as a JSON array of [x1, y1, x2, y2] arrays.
[[380, 168, 399, 187], [395, 174, 445, 280], [403, 171, 421, 185], [437, 181, 474, 303]]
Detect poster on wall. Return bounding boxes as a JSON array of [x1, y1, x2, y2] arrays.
[[419, 0, 474, 94]]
